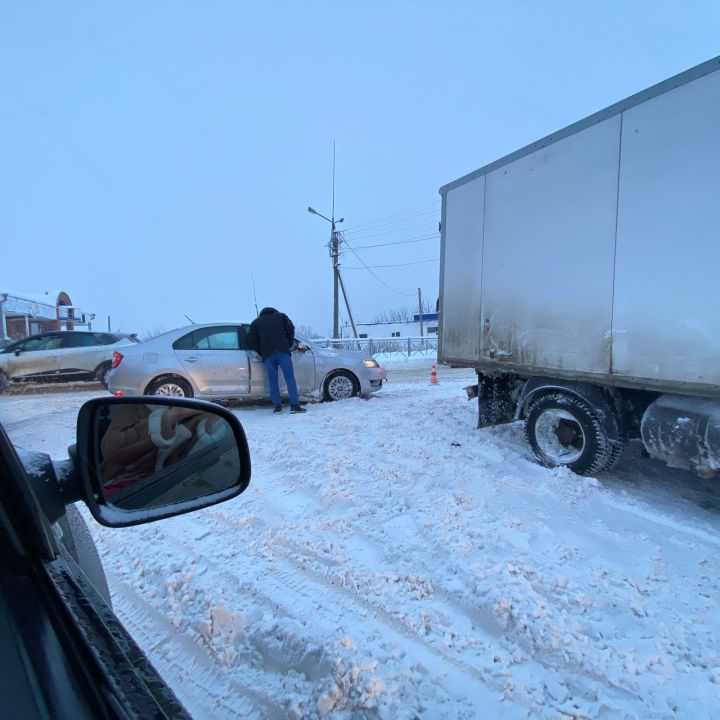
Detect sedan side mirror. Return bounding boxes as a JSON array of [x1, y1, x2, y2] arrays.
[[75, 397, 251, 527], [15, 349, 22, 356]]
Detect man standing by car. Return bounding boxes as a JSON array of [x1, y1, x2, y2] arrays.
[[246, 307, 307, 414]]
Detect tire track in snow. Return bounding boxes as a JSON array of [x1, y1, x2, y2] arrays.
[[229, 388, 643, 716], [111, 512, 525, 718], [171, 494, 639, 718], [99, 528, 310, 720], [237, 397, 650, 715], [267, 540, 643, 716], [110, 578, 282, 719]]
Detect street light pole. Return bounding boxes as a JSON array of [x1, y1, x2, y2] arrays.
[[308, 206, 344, 339]]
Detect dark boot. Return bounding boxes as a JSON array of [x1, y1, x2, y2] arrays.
[[273, 405, 283, 413], [290, 404, 306, 414]]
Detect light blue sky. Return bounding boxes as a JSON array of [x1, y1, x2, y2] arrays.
[[2, 2, 719, 336]]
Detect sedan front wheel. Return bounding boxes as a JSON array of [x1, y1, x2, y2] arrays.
[[323, 370, 359, 401]]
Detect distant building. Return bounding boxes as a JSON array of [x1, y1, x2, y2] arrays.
[[342, 312, 439, 339], [0, 289, 95, 343]]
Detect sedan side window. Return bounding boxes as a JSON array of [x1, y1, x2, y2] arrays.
[[172, 327, 241, 351], [194, 329, 239, 350]]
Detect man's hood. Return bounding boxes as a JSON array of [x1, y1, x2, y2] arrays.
[[259, 307, 278, 316]]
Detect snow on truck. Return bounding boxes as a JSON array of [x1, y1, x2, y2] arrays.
[[438, 55, 720, 477]]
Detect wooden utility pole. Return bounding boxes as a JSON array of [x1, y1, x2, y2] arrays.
[[331, 220, 340, 338], [338, 270, 358, 339]]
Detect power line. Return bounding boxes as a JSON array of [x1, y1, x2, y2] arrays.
[[343, 208, 440, 236], [350, 233, 439, 250], [345, 258, 440, 269], [341, 220, 438, 242], [341, 200, 440, 233], [341, 237, 416, 297]]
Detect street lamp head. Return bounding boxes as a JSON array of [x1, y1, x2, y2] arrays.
[[337, 218, 344, 223], [307, 207, 317, 215]]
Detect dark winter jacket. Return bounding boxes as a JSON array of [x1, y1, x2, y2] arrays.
[[246, 307, 295, 360]]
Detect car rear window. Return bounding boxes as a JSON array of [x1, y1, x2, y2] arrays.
[[96, 333, 123, 345], [173, 331, 195, 350]]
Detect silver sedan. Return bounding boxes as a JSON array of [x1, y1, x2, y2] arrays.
[[107, 323, 386, 402]]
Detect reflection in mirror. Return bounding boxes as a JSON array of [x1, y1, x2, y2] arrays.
[[94, 403, 241, 511]]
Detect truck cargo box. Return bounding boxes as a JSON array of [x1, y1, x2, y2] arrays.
[[439, 56, 720, 399]]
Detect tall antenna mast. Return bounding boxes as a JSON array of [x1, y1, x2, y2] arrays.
[[332, 140, 336, 221], [250, 267, 259, 317]]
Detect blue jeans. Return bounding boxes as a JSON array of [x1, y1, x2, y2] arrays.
[[263, 352, 300, 406]]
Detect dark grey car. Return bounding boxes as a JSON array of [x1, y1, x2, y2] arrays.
[[0, 331, 138, 390]]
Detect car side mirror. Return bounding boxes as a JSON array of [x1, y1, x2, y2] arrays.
[[15, 349, 22, 356], [75, 397, 251, 527]]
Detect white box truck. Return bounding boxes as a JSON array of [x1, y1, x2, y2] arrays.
[[438, 56, 720, 477]]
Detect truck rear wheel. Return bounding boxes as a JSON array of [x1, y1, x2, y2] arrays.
[[525, 392, 619, 476]]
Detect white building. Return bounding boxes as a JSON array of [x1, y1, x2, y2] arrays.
[[341, 312, 439, 339]]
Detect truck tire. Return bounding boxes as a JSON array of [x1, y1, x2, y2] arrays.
[[525, 391, 618, 476], [603, 438, 625, 472], [0, 370, 9, 394]]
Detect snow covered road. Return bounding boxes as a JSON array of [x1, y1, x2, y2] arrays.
[[2, 361, 719, 719]]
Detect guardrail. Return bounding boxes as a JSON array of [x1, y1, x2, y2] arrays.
[[312, 336, 438, 358]]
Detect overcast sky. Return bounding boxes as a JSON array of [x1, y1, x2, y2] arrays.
[[2, 1, 719, 337]]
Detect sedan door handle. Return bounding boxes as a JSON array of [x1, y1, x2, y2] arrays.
[[185, 356, 199, 363]]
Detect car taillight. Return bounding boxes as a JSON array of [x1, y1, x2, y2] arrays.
[[111, 351, 123, 369]]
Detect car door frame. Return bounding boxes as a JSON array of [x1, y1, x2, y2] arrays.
[[242, 328, 316, 397], [289, 341, 316, 394], [3, 332, 64, 380], [56, 331, 105, 378], [173, 325, 251, 396]]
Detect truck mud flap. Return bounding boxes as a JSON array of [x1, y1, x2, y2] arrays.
[[476, 373, 517, 428]]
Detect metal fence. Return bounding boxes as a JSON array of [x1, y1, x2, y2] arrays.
[[313, 336, 438, 358]]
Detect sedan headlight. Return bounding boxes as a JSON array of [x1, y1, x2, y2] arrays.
[[362, 358, 379, 368]]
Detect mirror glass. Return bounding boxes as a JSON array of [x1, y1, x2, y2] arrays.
[[93, 402, 241, 511]]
